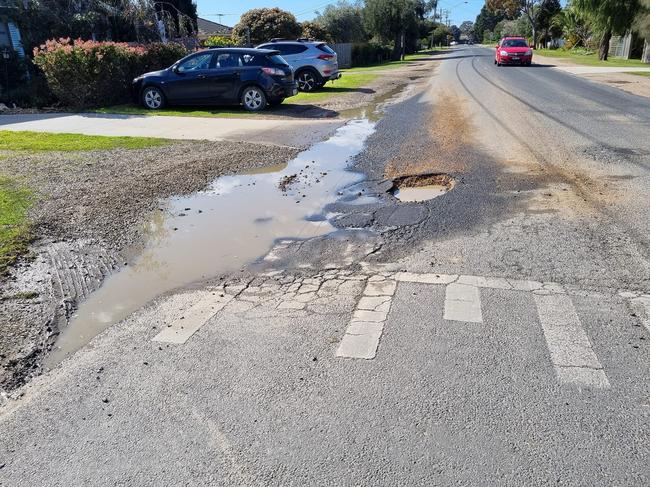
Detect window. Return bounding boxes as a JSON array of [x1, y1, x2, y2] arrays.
[[316, 44, 336, 55], [177, 53, 213, 72], [502, 39, 528, 48], [215, 53, 238, 68], [274, 44, 308, 55]]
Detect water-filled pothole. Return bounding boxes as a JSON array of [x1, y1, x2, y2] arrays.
[[389, 174, 455, 202]]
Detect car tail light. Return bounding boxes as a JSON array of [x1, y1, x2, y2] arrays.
[[317, 54, 335, 60], [262, 67, 285, 76]]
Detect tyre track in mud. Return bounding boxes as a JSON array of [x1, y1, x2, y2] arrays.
[[453, 55, 650, 268]]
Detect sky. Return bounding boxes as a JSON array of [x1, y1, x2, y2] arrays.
[[195, 1, 486, 31]]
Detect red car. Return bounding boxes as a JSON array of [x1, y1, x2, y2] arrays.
[[494, 37, 533, 66]]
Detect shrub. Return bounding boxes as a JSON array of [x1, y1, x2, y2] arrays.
[[351, 42, 391, 66], [33, 38, 187, 109], [203, 35, 237, 47]]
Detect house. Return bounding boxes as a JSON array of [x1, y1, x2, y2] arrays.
[[196, 17, 233, 41]]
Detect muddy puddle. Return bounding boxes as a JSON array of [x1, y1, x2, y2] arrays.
[[45, 119, 377, 368], [392, 184, 449, 202], [390, 174, 455, 202]]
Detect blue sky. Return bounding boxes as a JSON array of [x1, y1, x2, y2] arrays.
[[196, 1, 486, 30]]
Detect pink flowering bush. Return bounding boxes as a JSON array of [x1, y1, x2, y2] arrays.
[[33, 39, 186, 109]]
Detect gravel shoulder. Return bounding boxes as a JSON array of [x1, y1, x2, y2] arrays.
[[0, 141, 298, 393]]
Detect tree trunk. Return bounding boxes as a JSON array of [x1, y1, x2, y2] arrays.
[[391, 32, 401, 61], [642, 39, 650, 64], [599, 30, 611, 61]]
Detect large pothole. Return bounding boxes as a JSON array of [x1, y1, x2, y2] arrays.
[[389, 173, 455, 202]]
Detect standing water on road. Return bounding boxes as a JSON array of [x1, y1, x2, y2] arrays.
[[45, 119, 376, 368]]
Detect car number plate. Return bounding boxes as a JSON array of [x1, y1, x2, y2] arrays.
[[512, 56, 519, 60]]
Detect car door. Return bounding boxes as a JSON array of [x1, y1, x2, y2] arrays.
[[164, 52, 215, 103], [209, 52, 242, 102]]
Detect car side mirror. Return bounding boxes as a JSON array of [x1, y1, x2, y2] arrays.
[[495, 44, 499, 49], [172, 65, 182, 74]]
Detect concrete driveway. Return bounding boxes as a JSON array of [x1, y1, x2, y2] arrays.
[[0, 112, 344, 148]]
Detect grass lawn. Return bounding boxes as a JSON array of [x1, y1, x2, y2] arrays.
[[94, 105, 258, 118], [535, 49, 649, 68], [286, 72, 379, 104], [0, 176, 33, 272], [0, 131, 169, 151], [343, 53, 432, 74]]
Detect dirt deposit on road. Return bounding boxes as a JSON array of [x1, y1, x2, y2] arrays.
[[0, 141, 298, 394]]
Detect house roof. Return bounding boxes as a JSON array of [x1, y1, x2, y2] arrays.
[[197, 17, 233, 39]]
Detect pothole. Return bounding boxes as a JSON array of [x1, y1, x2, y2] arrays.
[[389, 173, 455, 202]]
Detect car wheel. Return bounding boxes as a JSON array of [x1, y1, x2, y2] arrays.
[[142, 86, 165, 110], [494, 59, 497, 65], [241, 86, 267, 112], [297, 70, 318, 92]]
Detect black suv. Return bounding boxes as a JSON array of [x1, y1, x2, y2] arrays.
[[132, 48, 298, 112]]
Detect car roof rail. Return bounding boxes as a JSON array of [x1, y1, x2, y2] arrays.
[[269, 38, 289, 42]]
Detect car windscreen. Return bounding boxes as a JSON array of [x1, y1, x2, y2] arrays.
[[502, 39, 528, 48], [268, 54, 289, 66], [316, 44, 336, 54]]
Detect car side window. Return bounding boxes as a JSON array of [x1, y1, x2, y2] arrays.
[[177, 53, 213, 73], [272, 44, 307, 56], [215, 53, 239, 68]]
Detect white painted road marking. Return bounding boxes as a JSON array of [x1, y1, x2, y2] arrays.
[[534, 294, 610, 389], [443, 283, 483, 323], [153, 293, 233, 344], [336, 279, 396, 359]]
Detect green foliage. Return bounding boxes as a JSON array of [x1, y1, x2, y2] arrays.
[[301, 21, 333, 42], [203, 36, 237, 47], [315, 1, 367, 43], [0, 175, 33, 273], [431, 24, 451, 45], [633, 0, 650, 37], [0, 131, 169, 151], [232, 8, 302, 45], [352, 42, 392, 65], [551, 3, 592, 48], [33, 39, 187, 109], [474, 5, 508, 42], [363, 0, 430, 59]]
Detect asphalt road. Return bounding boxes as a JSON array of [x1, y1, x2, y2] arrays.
[[1, 47, 648, 485]]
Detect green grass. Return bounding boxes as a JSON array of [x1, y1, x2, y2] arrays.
[[535, 48, 649, 68], [287, 73, 379, 103], [625, 71, 650, 77], [0, 176, 33, 272], [343, 53, 433, 74], [0, 131, 169, 152]]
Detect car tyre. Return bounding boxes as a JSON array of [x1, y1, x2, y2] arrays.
[[296, 69, 319, 92], [241, 86, 267, 112], [494, 59, 497, 65], [142, 86, 165, 110]]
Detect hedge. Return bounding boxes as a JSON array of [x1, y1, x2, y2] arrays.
[[352, 43, 392, 66], [33, 38, 187, 109]]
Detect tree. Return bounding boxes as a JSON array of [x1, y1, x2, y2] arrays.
[[551, 2, 592, 48], [459, 20, 474, 40], [474, 5, 508, 43], [431, 23, 451, 45], [536, 0, 561, 47], [363, 0, 431, 60], [301, 21, 332, 42], [450, 25, 461, 41], [315, 1, 367, 43], [488, 0, 542, 46], [232, 8, 302, 45], [574, 0, 640, 60], [633, 0, 650, 62]]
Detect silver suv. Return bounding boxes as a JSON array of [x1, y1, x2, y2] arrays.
[[256, 39, 341, 92]]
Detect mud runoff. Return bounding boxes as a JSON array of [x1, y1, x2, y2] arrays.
[[45, 119, 377, 368]]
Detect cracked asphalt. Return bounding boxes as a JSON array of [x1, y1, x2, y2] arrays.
[[1, 47, 649, 485]]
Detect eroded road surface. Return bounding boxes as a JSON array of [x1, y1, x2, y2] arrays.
[[1, 47, 649, 486]]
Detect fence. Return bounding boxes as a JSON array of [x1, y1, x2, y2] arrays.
[[331, 43, 352, 68]]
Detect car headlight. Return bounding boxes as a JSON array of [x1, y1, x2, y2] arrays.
[[525, 49, 533, 56], [500, 50, 509, 56]]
